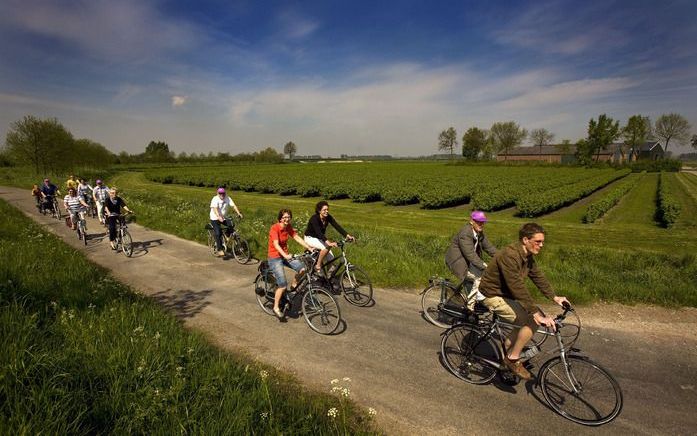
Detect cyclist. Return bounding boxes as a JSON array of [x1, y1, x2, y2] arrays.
[[479, 222, 569, 380], [103, 188, 133, 250], [39, 178, 60, 213], [31, 184, 42, 209], [77, 178, 93, 202], [209, 187, 243, 257], [268, 208, 315, 319], [65, 174, 78, 192], [303, 200, 355, 276], [444, 210, 497, 310], [63, 187, 89, 230], [92, 179, 110, 224]]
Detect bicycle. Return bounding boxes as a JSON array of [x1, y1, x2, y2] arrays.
[[69, 210, 88, 246], [440, 303, 622, 426], [43, 196, 62, 220], [110, 213, 134, 257], [82, 194, 97, 219], [421, 275, 483, 328], [314, 239, 373, 306], [254, 251, 342, 335], [205, 218, 251, 264]]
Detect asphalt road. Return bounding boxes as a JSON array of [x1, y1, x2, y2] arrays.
[[2, 186, 696, 435]]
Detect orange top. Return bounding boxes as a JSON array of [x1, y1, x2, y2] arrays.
[[268, 222, 296, 259]]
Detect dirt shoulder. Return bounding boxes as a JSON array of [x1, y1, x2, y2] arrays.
[[2, 186, 696, 435]]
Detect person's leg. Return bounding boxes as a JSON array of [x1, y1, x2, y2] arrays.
[[287, 258, 306, 288], [211, 220, 223, 251], [108, 216, 117, 247], [269, 258, 288, 314], [70, 211, 78, 229]]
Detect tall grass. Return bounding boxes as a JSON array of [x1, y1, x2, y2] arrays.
[[0, 199, 378, 434]]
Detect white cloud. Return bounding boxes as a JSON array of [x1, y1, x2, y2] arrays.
[[171, 95, 187, 107], [276, 9, 319, 40]]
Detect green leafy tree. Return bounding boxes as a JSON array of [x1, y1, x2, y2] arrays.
[[461, 127, 487, 160], [144, 140, 174, 162], [489, 121, 527, 160], [437, 127, 458, 158], [586, 114, 620, 162], [574, 139, 594, 166], [530, 128, 555, 155], [655, 113, 692, 154], [283, 141, 297, 160], [622, 115, 652, 161], [4, 115, 73, 173]]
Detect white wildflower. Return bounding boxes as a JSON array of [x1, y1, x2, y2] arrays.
[[368, 407, 377, 417], [341, 387, 350, 398], [327, 407, 338, 418], [260, 370, 268, 380], [260, 411, 269, 420], [342, 377, 351, 382], [153, 331, 161, 340], [330, 378, 339, 385], [133, 326, 144, 334]]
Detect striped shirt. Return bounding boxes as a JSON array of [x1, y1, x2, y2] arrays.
[[93, 185, 110, 202], [64, 194, 84, 211]]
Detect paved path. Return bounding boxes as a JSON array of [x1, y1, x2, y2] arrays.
[[2, 186, 696, 435]]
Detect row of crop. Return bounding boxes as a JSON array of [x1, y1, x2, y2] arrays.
[[582, 172, 644, 223], [145, 162, 624, 212], [516, 169, 631, 217], [657, 172, 682, 228]]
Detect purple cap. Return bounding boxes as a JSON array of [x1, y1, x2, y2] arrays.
[[470, 210, 488, 223], [217, 187, 226, 194]]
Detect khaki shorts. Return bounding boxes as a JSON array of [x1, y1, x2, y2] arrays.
[[482, 296, 535, 329]]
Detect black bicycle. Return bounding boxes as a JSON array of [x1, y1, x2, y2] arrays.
[[440, 303, 622, 426], [421, 275, 480, 328], [314, 239, 373, 306], [111, 213, 134, 257], [205, 218, 251, 264], [254, 251, 342, 335], [70, 210, 88, 246]]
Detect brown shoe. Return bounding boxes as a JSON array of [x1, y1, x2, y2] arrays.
[[504, 356, 532, 380]]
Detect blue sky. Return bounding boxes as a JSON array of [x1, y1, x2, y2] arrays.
[[1, 0, 696, 156]]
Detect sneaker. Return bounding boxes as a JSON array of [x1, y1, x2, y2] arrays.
[[503, 356, 532, 380], [215, 250, 225, 257], [273, 307, 284, 319], [110, 242, 117, 250]]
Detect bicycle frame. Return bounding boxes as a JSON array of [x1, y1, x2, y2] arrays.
[[424, 276, 472, 318]]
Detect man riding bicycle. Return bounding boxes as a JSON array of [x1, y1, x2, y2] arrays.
[[92, 179, 110, 224], [209, 187, 243, 257], [63, 187, 89, 230], [40, 178, 60, 213], [479, 222, 569, 380]]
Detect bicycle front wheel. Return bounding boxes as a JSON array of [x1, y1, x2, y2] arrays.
[[302, 287, 341, 334], [254, 274, 276, 316], [421, 283, 463, 328], [121, 230, 133, 257], [539, 355, 623, 426], [232, 236, 251, 264], [441, 324, 499, 384], [340, 265, 373, 306], [206, 230, 217, 255]]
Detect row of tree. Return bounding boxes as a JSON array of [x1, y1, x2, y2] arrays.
[[438, 113, 694, 162]]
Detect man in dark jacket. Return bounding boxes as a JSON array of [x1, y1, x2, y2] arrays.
[[479, 222, 569, 380], [444, 210, 497, 308]]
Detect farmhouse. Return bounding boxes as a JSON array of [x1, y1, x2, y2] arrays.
[[496, 145, 578, 163], [497, 141, 664, 164]]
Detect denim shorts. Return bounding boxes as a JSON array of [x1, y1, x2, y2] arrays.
[[268, 257, 305, 288]]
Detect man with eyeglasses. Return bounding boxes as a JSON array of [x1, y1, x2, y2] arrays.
[[479, 222, 570, 380]]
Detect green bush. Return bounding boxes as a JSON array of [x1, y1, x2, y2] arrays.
[[657, 172, 682, 227], [629, 159, 682, 173], [583, 173, 643, 223]]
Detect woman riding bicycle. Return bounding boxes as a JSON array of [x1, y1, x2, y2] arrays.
[[444, 210, 497, 309], [303, 200, 354, 276], [268, 208, 314, 319], [103, 188, 132, 250], [63, 187, 89, 230]]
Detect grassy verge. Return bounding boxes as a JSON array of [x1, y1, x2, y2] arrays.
[[0, 198, 378, 434]]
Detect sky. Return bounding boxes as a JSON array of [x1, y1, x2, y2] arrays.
[[1, 0, 696, 157]]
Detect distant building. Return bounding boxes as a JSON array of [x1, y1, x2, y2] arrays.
[[497, 140, 664, 164], [496, 145, 577, 164]]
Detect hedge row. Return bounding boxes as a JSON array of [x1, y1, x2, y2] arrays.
[[657, 172, 682, 228], [582, 172, 644, 223]]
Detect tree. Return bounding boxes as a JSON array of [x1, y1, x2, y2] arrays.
[[283, 141, 297, 160], [144, 140, 174, 162], [530, 128, 555, 155], [489, 121, 527, 160], [622, 115, 652, 161], [692, 134, 697, 150], [461, 127, 487, 160], [655, 113, 692, 154], [437, 127, 458, 158], [574, 139, 594, 166], [586, 114, 620, 162], [4, 115, 73, 173]]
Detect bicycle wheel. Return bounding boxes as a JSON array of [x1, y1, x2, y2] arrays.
[[441, 324, 499, 384], [302, 287, 341, 334], [55, 201, 62, 220], [232, 236, 251, 264], [421, 283, 464, 328], [254, 274, 276, 316], [539, 355, 623, 426], [121, 230, 133, 257], [206, 229, 217, 255], [339, 265, 373, 306]]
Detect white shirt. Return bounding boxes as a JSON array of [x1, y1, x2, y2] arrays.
[[94, 185, 110, 202], [210, 195, 236, 220]]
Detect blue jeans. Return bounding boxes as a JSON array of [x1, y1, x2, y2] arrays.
[[268, 257, 305, 289], [210, 218, 233, 251]]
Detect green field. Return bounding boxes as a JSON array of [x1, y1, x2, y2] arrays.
[[0, 198, 377, 433]]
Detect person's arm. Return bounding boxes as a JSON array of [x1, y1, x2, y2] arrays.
[[327, 215, 349, 240], [229, 198, 242, 218], [79, 198, 89, 208], [293, 233, 313, 251], [458, 229, 486, 270], [121, 198, 131, 214], [497, 253, 538, 314], [480, 233, 497, 258]]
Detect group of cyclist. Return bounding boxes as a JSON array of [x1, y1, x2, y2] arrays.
[[445, 211, 570, 380], [33, 175, 132, 250]]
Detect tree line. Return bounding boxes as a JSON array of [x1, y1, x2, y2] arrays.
[[438, 113, 694, 163]]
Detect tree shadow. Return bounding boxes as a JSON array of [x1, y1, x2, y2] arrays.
[[151, 288, 213, 319]]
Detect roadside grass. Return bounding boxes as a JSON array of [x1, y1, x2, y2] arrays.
[[101, 172, 697, 307], [0, 199, 378, 434], [602, 172, 659, 227]]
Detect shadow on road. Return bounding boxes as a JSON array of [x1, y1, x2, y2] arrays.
[[151, 288, 213, 319], [131, 238, 164, 257]]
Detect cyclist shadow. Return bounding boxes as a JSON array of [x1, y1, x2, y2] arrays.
[[151, 288, 213, 319], [130, 238, 164, 257]]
